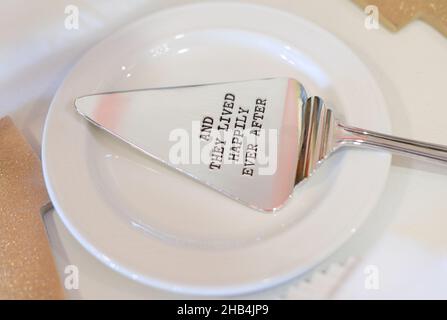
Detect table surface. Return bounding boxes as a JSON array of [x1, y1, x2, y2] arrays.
[[2, 0, 447, 299]]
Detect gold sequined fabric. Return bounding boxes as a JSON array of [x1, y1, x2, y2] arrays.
[[0, 116, 64, 299], [354, 0, 447, 37]]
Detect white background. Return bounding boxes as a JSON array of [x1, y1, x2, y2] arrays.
[[2, 0, 447, 299]]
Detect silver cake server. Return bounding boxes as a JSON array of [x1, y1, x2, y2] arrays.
[[75, 78, 447, 211]]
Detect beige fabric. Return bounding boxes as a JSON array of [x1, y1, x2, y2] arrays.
[[0, 116, 63, 299]]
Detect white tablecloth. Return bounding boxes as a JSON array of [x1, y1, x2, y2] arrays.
[[2, 0, 447, 299]]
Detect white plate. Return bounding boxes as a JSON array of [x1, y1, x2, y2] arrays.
[[42, 3, 391, 296]]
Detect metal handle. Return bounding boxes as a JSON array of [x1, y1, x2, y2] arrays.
[[337, 123, 447, 164]]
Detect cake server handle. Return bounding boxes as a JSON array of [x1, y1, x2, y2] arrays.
[[337, 123, 447, 164]]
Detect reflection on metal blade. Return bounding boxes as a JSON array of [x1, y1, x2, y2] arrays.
[[75, 78, 307, 211]]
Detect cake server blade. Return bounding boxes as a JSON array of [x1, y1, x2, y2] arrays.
[[75, 78, 307, 211]]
